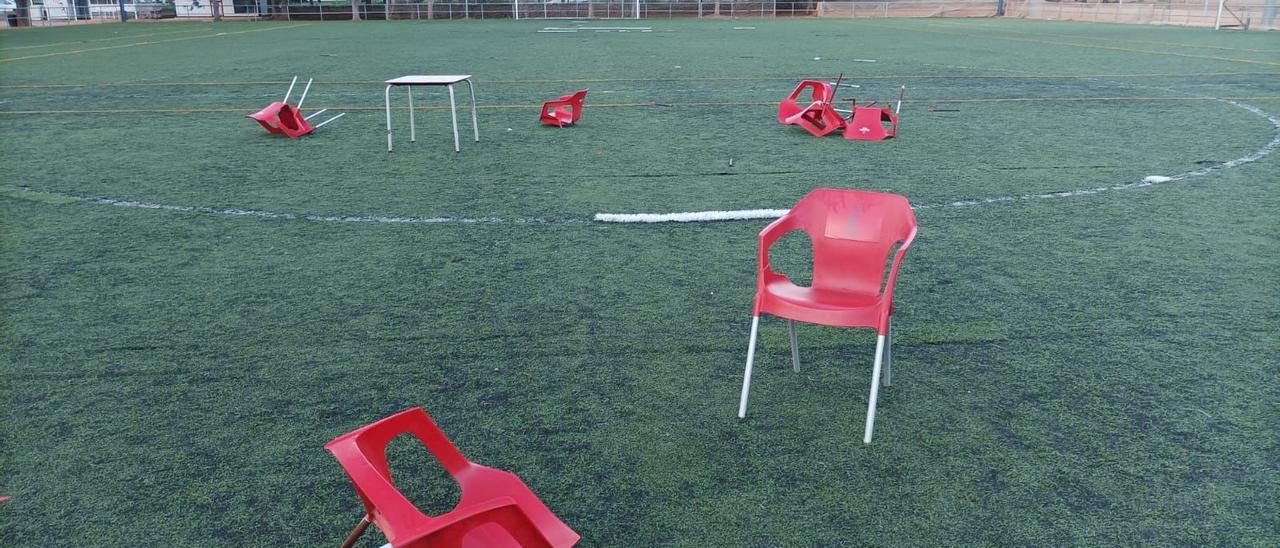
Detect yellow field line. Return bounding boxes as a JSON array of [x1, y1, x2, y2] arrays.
[[4, 96, 1279, 115], [0, 23, 312, 63], [3, 71, 1277, 90], [926, 20, 1280, 54], [0, 26, 217, 51], [870, 22, 1280, 68]]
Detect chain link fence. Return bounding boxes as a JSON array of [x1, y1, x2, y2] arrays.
[[4, 0, 1275, 29]]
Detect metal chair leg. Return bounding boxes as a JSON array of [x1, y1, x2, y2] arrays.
[[788, 320, 800, 372], [737, 315, 761, 418], [863, 334, 886, 444], [340, 516, 371, 548], [883, 318, 893, 387]]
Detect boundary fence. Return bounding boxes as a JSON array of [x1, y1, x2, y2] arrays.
[[3, 0, 1275, 30]]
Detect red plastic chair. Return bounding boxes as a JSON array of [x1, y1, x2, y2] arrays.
[[785, 101, 846, 137], [539, 89, 589, 127], [737, 188, 918, 444], [778, 80, 834, 124], [247, 102, 316, 139], [843, 106, 898, 141], [326, 407, 580, 548]]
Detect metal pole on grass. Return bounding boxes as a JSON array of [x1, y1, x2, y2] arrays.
[[1214, 0, 1225, 28]]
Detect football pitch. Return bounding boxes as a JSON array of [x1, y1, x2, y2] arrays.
[[2, 16, 1278, 545]]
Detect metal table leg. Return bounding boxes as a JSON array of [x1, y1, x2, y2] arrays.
[[408, 86, 415, 143], [465, 78, 479, 143], [385, 84, 393, 152], [447, 84, 461, 152]]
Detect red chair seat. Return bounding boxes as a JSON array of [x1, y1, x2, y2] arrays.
[[762, 276, 885, 328]]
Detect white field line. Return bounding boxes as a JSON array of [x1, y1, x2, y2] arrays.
[[3, 190, 579, 225], [5, 105, 1274, 226], [596, 100, 1280, 222]]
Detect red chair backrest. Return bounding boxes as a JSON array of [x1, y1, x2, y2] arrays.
[[326, 408, 580, 548], [248, 102, 315, 138], [782, 189, 916, 296], [779, 80, 834, 124], [247, 102, 288, 134]]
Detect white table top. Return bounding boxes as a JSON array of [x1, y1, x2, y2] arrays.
[[386, 75, 472, 85]]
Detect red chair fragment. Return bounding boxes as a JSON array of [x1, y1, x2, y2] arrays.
[[778, 80, 834, 124], [843, 106, 898, 141], [785, 101, 846, 137], [737, 188, 918, 444], [540, 89, 589, 127], [326, 407, 580, 548]]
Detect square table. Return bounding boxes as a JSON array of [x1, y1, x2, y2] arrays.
[[384, 75, 479, 153]]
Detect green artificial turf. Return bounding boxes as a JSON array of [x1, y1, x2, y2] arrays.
[[2, 17, 1278, 546]]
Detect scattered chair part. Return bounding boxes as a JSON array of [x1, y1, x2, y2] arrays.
[[326, 407, 581, 548], [246, 76, 345, 139], [778, 80, 834, 124], [540, 89, 589, 127], [737, 188, 918, 444]]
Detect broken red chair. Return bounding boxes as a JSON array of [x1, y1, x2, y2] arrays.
[[540, 89, 589, 127], [737, 188, 918, 444], [843, 105, 899, 141], [246, 76, 345, 139], [778, 80, 834, 124], [326, 407, 581, 548], [785, 101, 846, 137]]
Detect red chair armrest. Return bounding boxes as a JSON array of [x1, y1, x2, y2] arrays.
[[881, 225, 918, 305]]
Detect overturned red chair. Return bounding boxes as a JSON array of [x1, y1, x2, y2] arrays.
[[778, 80, 834, 124], [737, 188, 918, 444], [539, 89, 589, 127], [785, 101, 846, 137], [246, 76, 345, 139], [843, 105, 898, 141], [326, 407, 581, 548]]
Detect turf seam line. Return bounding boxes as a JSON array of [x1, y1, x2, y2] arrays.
[[4, 72, 1277, 90], [594, 101, 1280, 222], [0, 24, 312, 63], [5, 103, 1275, 226]]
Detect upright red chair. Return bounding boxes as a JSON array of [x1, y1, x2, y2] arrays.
[[843, 106, 898, 141], [539, 89, 589, 127], [778, 80, 834, 124], [326, 407, 580, 548], [736, 188, 918, 444]]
